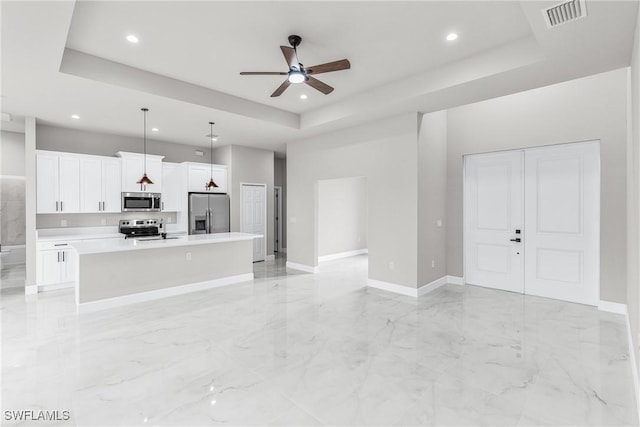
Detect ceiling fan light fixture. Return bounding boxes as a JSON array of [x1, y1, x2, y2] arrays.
[[288, 71, 306, 84]]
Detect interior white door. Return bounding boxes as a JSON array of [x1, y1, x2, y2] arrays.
[[524, 142, 600, 305], [241, 184, 266, 262], [464, 151, 524, 293]]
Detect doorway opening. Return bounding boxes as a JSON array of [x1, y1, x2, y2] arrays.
[[316, 176, 368, 270], [274, 186, 282, 253]]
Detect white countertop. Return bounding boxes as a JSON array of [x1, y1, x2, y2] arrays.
[[70, 232, 261, 255]]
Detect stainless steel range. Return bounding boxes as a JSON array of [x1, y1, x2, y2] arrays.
[[119, 219, 162, 239]]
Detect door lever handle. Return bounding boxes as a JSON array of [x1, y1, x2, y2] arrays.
[[510, 238, 521, 243]]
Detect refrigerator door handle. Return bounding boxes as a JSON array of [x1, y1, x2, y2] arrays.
[[205, 208, 210, 234]]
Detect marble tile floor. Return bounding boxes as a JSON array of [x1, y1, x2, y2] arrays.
[[0, 262, 25, 290], [1, 254, 637, 426]]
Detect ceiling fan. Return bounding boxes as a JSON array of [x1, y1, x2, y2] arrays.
[[240, 35, 351, 97]]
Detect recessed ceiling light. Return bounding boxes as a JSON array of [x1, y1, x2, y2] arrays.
[[300, 94, 308, 100], [446, 33, 458, 41], [151, 127, 159, 132], [126, 34, 139, 44], [71, 114, 80, 119]]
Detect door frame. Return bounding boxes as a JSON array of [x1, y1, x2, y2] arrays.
[[463, 140, 601, 305], [274, 186, 282, 253], [240, 182, 268, 261]]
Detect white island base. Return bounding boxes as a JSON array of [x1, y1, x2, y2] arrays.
[[73, 233, 259, 311]]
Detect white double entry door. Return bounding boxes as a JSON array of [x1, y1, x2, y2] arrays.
[[464, 141, 600, 306]]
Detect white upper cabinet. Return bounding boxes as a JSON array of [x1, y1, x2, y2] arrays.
[[161, 162, 183, 212], [79, 156, 121, 213], [36, 153, 60, 214], [116, 151, 164, 193], [102, 158, 122, 212], [36, 151, 80, 214], [185, 162, 228, 194]]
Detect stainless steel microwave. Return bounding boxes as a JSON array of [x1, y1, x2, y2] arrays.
[[121, 192, 161, 212]]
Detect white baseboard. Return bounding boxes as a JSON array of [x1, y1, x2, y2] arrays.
[[446, 275, 465, 285], [417, 276, 449, 296], [598, 300, 628, 314], [266, 254, 275, 261], [368, 275, 464, 298], [319, 249, 368, 263], [39, 282, 74, 292], [286, 261, 319, 274], [367, 279, 418, 297], [77, 273, 254, 313]]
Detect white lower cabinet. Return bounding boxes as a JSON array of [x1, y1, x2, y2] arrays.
[[37, 243, 77, 288]]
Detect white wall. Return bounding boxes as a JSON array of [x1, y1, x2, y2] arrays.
[[229, 145, 275, 257], [288, 113, 419, 287], [418, 111, 448, 285], [446, 68, 629, 303], [318, 177, 367, 258], [0, 131, 26, 246], [37, 124, 212, 163], [627, 4, 640, 389]]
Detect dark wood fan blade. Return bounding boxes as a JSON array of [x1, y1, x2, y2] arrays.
[[240, 72, 287, 75], [305, 76, 334, 95], [271, 79, 291, 97], [280, 46, 300, 70], [307, 59, 351, 75]]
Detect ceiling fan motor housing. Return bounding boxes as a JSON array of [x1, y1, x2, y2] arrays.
[[288, 35, 302, 48]]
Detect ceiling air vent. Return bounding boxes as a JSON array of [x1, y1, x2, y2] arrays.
[[543, 0, 587, 28]]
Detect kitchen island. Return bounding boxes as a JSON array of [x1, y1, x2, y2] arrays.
[[71, 232, 260, 311]]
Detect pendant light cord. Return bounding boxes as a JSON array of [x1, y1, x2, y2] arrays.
[[210, 122, 214, 177], [143, 108, 147, 174]]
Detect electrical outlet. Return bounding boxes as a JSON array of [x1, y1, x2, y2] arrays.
[[185, 252, 192, 261], [389, 261, 395, 270], [437, 219, 442, 228], [101, 219, 107, 226], [60, 219, 67, 227], [431, 260, 435, 268], [290, 217, 297, 223]]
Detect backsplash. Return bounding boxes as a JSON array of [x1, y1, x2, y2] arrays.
[[36, 211, 177, 229]]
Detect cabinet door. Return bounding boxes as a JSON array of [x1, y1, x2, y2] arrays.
[[162, 163, 182, 212], [211, 166, 228, 194], [188, 164, 212, 192], [58, 155, 80, 213], [102, 159, 122, 212], [36, 153, 60, 213], [121, 157, 144, 193], [39, 250, 60, 285], [144, 158, 163, 193], [59, 250, 77, 284], [79, 157, 102, 213]]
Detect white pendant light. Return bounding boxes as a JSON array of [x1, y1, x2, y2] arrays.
[[137, 108, 153, 187]]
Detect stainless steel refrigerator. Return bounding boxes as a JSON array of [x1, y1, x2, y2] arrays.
[[188, 193, 230, 234]]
